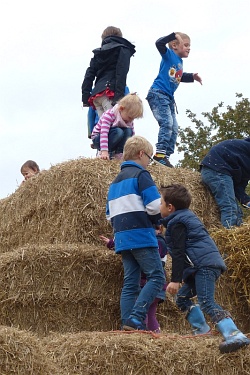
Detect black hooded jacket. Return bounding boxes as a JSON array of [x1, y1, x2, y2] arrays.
[[81, 36, 136, 105]]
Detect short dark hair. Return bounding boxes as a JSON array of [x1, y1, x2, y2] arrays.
[[160, 184, 191, 210], [21, 160, 40, 173]]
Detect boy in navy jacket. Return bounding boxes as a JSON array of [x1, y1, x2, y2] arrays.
[[160, 183, 249, 353]]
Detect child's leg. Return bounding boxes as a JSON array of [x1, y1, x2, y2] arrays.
[[175, 279, 196, 312], [114, 128, 133, 154], [195, 267, 229, 322], [201, 167, 243, 228], [195, 267, 250, 352], [123, 247, 165, 329], [167, 102, 178, 157], [146, 89, 174, 157], [147, 298, 161, 332], [120, 250, 141, 325], [176, 277, 210, 335], [93, 95, 113, 118], [108, 128, 124, 152]]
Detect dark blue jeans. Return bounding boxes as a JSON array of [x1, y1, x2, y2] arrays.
[[146, 88, 178, 157], [92, 127, 133, 154], [176, 267, 228, 323], [201, 166, 243, 228], [120, 247, 165, 325]]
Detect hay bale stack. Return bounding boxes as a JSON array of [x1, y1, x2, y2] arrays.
[[210, 223, 250, 331], [0, 158, 220, 254], [150, 165, 220, 229], [0, 326, 60, 374], [0, 242, 189, 336], [43, 331, 250, 375], [0, 243, 122, 335]]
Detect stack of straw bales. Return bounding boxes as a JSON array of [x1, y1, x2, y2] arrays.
[[0, 158, 249, 374], [0, 158, 220, 253]]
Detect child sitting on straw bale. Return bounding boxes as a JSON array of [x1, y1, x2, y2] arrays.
[[21, 160, 40, 183], [160, 183, 250, 353], [106, 135, 165, 331], [91, 93, 143, 160], [100, 224, 168, 333]]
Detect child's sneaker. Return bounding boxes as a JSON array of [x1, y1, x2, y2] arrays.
[[123, 317, 147, 331], [153, 155, 173, 168], [242, 202, 250, 209]]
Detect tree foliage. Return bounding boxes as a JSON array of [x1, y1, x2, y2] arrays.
[[177, 93, 250, 170]]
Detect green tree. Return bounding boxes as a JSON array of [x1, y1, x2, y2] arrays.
[[177, 93, 250, 170]]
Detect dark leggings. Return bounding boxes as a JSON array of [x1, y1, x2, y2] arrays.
[[145, 298, 160, 332]]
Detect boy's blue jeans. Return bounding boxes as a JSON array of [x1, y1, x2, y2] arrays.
[[92, 127, 132, 154], [146, 88, 178, 157], [201, 166, 243, 228], [176, 267, 228, 324], [120, 247, 165, 325]]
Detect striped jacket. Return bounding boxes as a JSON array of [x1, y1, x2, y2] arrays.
[[106, 161, 161, 252]]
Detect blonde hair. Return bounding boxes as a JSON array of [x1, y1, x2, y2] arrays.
[[123, 136, 153, 161], [168, 32, 190, 49], [118, 93, 143, 119], [101, 26, 122, 40]]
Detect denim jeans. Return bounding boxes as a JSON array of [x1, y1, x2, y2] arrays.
[[120, 247, 165, 325], [146, 88, 178, 157], [92, 127, 133, 154], [201, 166, 243, 228], [176, 267, 228, 324]]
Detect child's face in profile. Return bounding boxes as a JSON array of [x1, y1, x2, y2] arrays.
[[21, 167, 37, 180], [160, 195, 174, 218], [174, 38, 190, 58]]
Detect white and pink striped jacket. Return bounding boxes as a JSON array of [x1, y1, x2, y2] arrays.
[[91, 105, 135, 151]]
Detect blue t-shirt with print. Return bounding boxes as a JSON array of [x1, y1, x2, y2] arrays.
[[150, 48, 183, 99]]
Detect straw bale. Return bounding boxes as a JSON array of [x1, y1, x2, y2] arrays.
[[0, 243, 122, 335], [43, 330, 250, 375], [149, 165, 221, 229], [0, 158, 220, 254], [210, 223, 250, 331], [0, 325, 60, 374], [0, 242, 191, 336]]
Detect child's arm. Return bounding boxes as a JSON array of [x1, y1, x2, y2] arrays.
[[193, 73, 202, 85], [98, 111, 115, 160], [166, 223, 187, 295], [138, 171, 162, 224], [155, 32, 176, 55], [99, 235, 115, 249], [181, 73, 202, 85], [82, 58, 96, 105]]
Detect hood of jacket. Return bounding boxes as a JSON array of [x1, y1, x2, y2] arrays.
[[93, 35, 136, 56]]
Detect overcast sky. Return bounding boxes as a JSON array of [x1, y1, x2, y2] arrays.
[[0, 0, 249, 199]]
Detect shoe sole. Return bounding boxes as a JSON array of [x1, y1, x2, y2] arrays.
[[152, 160, 174, 168], [122, 324, 145, 331], [151, 159, 173, 168], [219, 339, 250, 353]]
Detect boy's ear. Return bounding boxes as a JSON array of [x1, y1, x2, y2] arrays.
[[169, 203, 175, 213], [171, 40, 178, 50]]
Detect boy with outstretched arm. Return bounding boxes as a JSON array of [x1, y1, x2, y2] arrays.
[[146, 32, 202, 167]]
